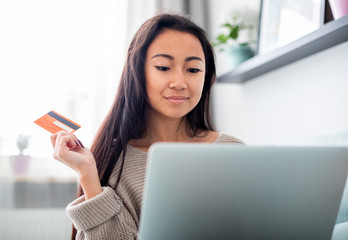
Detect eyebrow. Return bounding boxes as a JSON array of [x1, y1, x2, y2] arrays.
[[152, 54, 203, 62]]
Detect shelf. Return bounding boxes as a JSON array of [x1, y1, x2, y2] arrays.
[[217, 14, 348, 84]]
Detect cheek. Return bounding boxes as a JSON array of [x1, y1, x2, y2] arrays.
[[145, 68, 156, 94], [145, 82, 156, 104], [145, 72, 166, 102], [192, 77, 205, 98]]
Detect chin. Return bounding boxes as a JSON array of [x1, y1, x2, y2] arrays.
[[149, 105, 194, 120], [166, 113, 187, 119], [162, 109, 191, 119]]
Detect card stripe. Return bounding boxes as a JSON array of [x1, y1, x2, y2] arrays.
[[47, 111, 80, 130], [53, 120, 74, 133]]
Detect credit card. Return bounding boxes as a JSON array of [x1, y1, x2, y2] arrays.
[[34, 110, 81, 134]]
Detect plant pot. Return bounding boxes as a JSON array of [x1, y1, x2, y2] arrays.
[[226, 45, 254, 70], [10, 154, 31, 174], [329, 0, 348, 20]]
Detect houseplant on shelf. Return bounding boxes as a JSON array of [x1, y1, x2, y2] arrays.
[[213, 9, 257, 70], [10, 134, 31, 174]]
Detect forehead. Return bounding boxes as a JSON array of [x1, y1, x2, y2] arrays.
[[147, 29, 205, 60]]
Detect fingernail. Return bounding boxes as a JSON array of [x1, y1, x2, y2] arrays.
[[77, 139, 85, 149]]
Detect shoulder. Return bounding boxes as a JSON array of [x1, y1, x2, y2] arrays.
[[108, 145, 147, 187], [215, 132, 245, 145]]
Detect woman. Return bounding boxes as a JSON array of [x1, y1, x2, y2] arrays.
[[51, 13, 243, 239]]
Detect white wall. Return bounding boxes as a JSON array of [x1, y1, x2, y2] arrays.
[[212, 41, 348, 145]]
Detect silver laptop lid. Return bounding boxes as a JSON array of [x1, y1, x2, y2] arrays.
[[139, 144, 348, 240]]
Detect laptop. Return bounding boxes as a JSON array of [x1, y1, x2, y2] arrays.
[[138, 144, 348, 240]]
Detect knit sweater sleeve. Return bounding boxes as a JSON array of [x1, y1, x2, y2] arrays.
[[66, 186, 137, 240]]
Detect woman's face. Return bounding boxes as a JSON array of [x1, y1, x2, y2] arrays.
[[144, 29, 205, 120]]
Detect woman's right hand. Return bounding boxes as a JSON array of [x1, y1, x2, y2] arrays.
[[50, 131, 96, 175], [50, 131, 102, 199]]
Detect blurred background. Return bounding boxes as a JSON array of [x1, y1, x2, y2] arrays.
[[1, 0, 348, 239]]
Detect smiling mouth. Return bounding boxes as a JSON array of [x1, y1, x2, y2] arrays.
[[164, 96, 189, 104]]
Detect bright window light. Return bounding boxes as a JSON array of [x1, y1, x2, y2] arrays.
[[0, 0, 127, 157]]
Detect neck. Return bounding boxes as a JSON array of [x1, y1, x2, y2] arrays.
[[142, 104, 196, 143], [127, 107, 216, 151], [146, 114, 189, 142]]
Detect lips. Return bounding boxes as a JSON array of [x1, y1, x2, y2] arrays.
[[164, 96, 189, 104]]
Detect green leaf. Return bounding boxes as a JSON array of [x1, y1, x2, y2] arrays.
[[216, 34, 229, 44], [221, 23, 233, 29], [211, 42, 220, 47], [229, 25, 239, 39]]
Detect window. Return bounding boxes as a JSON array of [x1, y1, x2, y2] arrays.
[[0, 0, 127, 238]]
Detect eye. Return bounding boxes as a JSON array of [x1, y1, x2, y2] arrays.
[[155, 66, 170, 71], [187, 68, 202, 73]]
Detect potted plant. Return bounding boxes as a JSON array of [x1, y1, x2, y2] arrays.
[[10, 134, 31, 174], [213, 10, 257, 70]]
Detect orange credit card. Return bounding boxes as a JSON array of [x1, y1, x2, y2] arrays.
[[34, 110, 81, 134]]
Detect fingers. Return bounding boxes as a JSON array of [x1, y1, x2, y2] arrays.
[[51, 131, 75, 148], [51, 131, 84, 159], [49, 130, 96, 175], [51, 131, 84, 147], [50, 133, 58, 148]]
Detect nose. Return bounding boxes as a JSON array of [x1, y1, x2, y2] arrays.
[[169, 71, 187, 90]]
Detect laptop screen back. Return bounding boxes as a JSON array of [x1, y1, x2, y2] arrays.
[[139, 144, 348, 240]]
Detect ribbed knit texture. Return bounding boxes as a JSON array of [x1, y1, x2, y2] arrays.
[[66, 132, 243, 239], [67, 187, 123, 231]]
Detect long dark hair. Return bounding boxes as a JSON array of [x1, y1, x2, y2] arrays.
[[71, 13, 216, 239]]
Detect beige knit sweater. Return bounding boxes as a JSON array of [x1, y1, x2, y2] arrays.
[[66, 133, 244, 240]]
